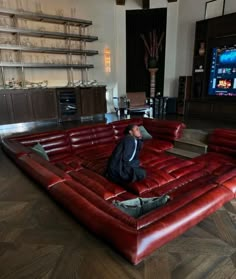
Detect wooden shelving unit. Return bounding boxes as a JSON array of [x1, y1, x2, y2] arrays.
[[0, 7, 98, 88]]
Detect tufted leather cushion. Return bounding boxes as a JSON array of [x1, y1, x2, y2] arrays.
[[67, 123, 115, 152], [142, 139, 173, 153], [191, 152, 236, 173], [215, 168, 236, 195], [127, 153, 207, 195], [137, 175, 218, 229], [76, 143, 115, 161], [208, 128, 236, 157], [54, 155, 83, 173], [69, 168, 126, 200], [9, 130, 71, 162]]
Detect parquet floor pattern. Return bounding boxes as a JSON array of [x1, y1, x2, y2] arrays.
[[0, 150, 235, 279]]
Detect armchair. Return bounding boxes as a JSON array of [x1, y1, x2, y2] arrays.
[[126, 92, 151, 116]]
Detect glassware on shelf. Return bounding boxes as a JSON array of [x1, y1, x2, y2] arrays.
[[28, 54, 32, 63], [56, 9, 64, 17], [25, 38, 31, 47], [54, 24, 60, 33], [1, 17, 9, 28], [40, 38, 46, 47], [38, 26, 46, 32], [16, 0, 24, 11], [21, 19, 28, 29], [71, 8, 76, 18], [35, 1, 42, 14], [0, 0, 7, 8], [8, 53, 14, 63]]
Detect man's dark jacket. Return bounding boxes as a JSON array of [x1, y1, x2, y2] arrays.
[[106, 135, 145, 185]]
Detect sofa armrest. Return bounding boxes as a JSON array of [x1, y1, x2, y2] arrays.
[[143, 118, 186, 141], [1, 138, 32, 159]]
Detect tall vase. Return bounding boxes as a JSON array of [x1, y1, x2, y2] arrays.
[[199, 42, 205, 56], [148, 58, 158, 69], [148, 68, 158, 98]]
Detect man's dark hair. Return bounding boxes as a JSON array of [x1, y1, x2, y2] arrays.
[[123, 124, 136, 135]]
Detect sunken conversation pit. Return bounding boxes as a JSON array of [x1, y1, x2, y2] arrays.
[[1, 118, 236, 265]]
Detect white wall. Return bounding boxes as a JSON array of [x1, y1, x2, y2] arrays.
[[150, 0, 179, 97], [176, 0, 236, 82], [114, 0, 141, 99]]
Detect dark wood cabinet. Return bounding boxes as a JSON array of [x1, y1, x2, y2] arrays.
[[31, 89, 57, 120], [0, 91, 13, 124], [0, 86, 107, 125], [11, 90, 34, 123], [186, 99, 236, 121], [94, 87, 107, 114], [79, 86, 106, 117], [79, 87, 95, 117]]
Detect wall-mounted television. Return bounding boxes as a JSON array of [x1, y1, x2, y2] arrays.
[[208, 46, 236, 96]]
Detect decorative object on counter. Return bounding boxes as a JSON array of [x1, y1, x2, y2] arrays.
[[16, 0, 23, 11], [25, 80, 48, 88], [72, 80, 98, 87], [5, 78, 48, 89], [65, 80, 98, 87], [0, 0, 7, 8], [5, 78, 21, 89], [71, 7, 76, 18], [199, 42, 205, 56], [55, 9, 64, 17], [35, 1, 43, 14]]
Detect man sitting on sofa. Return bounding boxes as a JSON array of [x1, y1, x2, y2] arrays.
[[106, 124, 146, 185]]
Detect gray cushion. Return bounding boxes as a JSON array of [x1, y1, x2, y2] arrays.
[[113, 195, 170, 218], [139, 125, 152, 140], [31, 143, 49, 161]]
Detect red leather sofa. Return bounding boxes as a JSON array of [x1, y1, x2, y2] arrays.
[[2, 118, 236, 265]]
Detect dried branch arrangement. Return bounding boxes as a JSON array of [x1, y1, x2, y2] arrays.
[[140, 30, 165, 68]]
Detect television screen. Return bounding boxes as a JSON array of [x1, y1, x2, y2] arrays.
[[208, 46, 236, 96]]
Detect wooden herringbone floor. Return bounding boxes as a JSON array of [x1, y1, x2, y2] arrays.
[[0, 149, 236, 279]]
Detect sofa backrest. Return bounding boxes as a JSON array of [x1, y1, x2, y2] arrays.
[[143, 118, 186, 141], [67, 123, 115, 151], [208, 128, 236, 156], [9, 130, 71, 160], [5, 118, 187, 161], [111, 118, 143, 141]]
